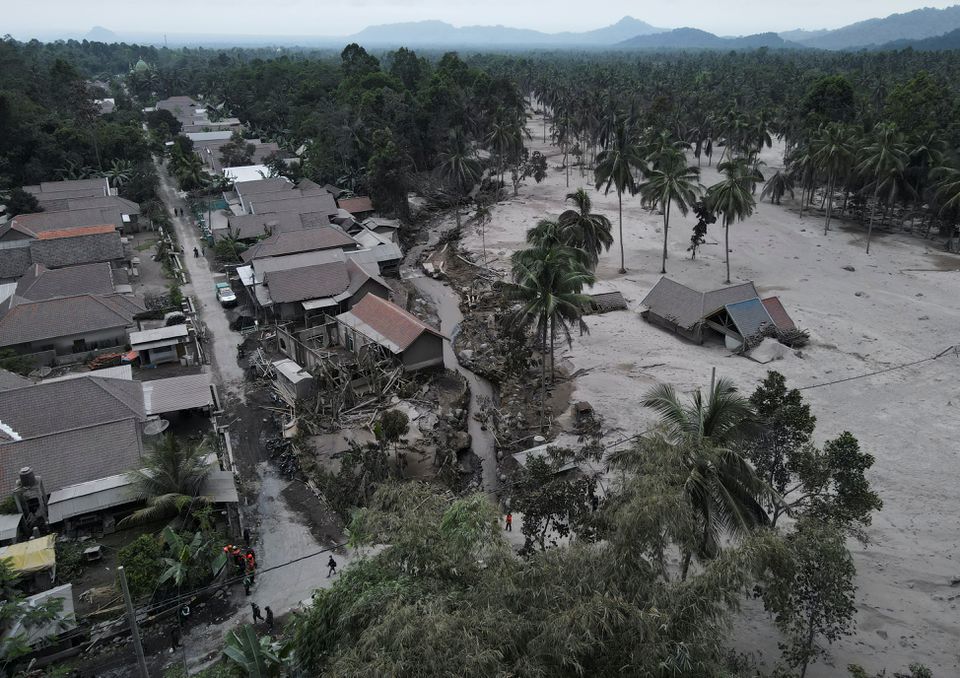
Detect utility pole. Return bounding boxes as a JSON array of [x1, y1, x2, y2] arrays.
[[710, 366, 716, 394], [118, 566, 149, 678]]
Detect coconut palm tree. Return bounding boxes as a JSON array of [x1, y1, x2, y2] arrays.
[[595, 121, 643, 274], [101, 159, 134, 189], [639, 151, 702, 274], [121, 434, 210, 527], [485, 111, 528, 198], [641, 377, 769, 579], [760, 169, 794, 205], [437, 128, 481, 230], [857, 123, 910, 254], [517, 219, 592, 271], [506, 246, 594, 427], [557, 188, 613, 270], [708, 158, 758, 284], [810, 123, 855, 234]]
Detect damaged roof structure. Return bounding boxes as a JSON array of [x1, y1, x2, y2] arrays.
[[640, 277, 797, 350]]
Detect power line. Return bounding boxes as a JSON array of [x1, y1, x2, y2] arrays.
[[797, 344, 959, 391]]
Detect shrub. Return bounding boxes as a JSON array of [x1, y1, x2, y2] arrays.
[[116, 534, 164, 601]]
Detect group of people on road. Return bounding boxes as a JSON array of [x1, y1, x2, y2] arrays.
[[223, 543, 258, 595]]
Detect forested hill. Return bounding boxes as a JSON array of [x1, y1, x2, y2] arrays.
[[795, 5, 960, 50], [617, 28, 802, 50], [875, 27, 960, 51]]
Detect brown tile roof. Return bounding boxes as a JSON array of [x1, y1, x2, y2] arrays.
[[263, 261, 350, 303], [36, 224, 116, 240], [345, 294, 442, 352], [761, 297, 796, 331], [337, 196, 374, 214]]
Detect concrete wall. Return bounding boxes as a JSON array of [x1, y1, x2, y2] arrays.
[[19, 327, 128, 362]]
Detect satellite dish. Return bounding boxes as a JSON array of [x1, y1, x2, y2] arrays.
[[143, 419, 170, 436]]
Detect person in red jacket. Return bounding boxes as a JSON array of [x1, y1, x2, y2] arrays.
[[505, 512, 513, 532]]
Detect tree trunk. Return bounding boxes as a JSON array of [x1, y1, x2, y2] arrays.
[[824, 174, 835, 235], [540, 324, 547, 431], [617, 191, 626, 274], [661, 199, 671, 274], [724, 217, 731, 284], [799, 612, 817, 678], [455, 199, 462, 231], [680, 549, 692, 581], [866, 183, 880, 254], [550, 316, 556, 385], [564, 143, 569, 188]]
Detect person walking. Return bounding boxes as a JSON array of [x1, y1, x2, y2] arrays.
[[251, 602, 263, 623], [243, 574, 252, 596], [327, 556, 337, 578], [265, 606, 274, 631], [169, 626, 180, 653], [243, 528, 251, 546], [505, 512, 513, 532], [193, 247, 199, 258]]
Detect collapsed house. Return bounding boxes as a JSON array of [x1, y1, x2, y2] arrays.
[[640, 277, 798, 350]]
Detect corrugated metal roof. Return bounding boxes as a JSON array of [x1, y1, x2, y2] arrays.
[[141, 373, 213, 415], [204, 470, 239, 504], [642, 277, 761, 331], [44, 364, 133, 383], [1, 584, 76, 646], [0, 513, 21, 541], [761, 297, 796, 331], [129, 324, 189, 347], [724, 298, 776, 340], [47, 473, 135, 523]]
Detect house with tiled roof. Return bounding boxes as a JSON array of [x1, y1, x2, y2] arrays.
[[333, 293, 444, 371], [0, 293, 142, 366], [0, 376, 147, 495]]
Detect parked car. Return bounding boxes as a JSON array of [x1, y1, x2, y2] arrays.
[[216, 281, 237, 307]]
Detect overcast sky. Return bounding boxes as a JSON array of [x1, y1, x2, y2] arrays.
[[6, 0, 959, 39]]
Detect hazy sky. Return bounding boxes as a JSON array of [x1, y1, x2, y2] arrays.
[[6, 0, 959, 38]]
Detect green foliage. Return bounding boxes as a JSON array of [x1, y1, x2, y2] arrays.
[[158, 526, 227, 590], [223, 624, 285, 677], [54, 540, 85, 583], [289, 480, 787, 677], [760, 519, 857, 678], [367, 128, 411, 220], [507, 446, 598, 555], [3, 187, 40, 217], [116, 534, 165, 600], [168, 283, 184, 309], [0, 494, 16, 513], [120, 434, 210, 528], [315, 441, 390, 519], [688, 199, 716, 259], [743, 371, 817, 524], [219, 131, 256, 168], [0, 349, 36, 376], [802, 75, 856, 128], [0, 560, 67, 673]]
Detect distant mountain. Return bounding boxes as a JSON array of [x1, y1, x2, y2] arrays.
[[874, 26, 960, 51], [618, 28, 802, 50], [796, 5, 960, 50], [85, 26, 118, 42], [778, 28, 830, 42], [347, 16, 665, 47]]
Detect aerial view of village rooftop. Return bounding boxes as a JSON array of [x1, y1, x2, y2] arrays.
[[1, 1, 959, 676]]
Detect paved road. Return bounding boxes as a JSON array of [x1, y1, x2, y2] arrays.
[[153, 159, 246, 398], [152, 159, 361, 672]]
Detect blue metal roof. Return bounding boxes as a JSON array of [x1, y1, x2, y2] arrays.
[[725, 298, 775, 339]]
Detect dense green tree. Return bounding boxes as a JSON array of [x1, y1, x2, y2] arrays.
[[436, 127, 480, 230], [121, 434, 210, 527], [367, 128, 411, 221], [2, 187, 40, 217], [760, 519, 857, 678]]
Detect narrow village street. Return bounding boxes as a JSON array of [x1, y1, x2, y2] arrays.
[[151, 159, 362, 673]]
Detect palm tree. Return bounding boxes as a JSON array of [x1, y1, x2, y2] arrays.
[[810, 123, 855, 234], [485, 111, 528, 197], [760, 169, 794, 205], [641, 377, 769, 579], [857, 123, 910, 254], [639, 151, 702, 274], [708, 159, 758, 284], [175, 153, 209, 191], [102, 159, 135, 189], [517, 219, 592, 271], [121, 434, 210, 526], [506, 246, 595, 427], [595, 121, 642, 274], [437, 128, 481, 230], [557, 188, 613, 270]]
